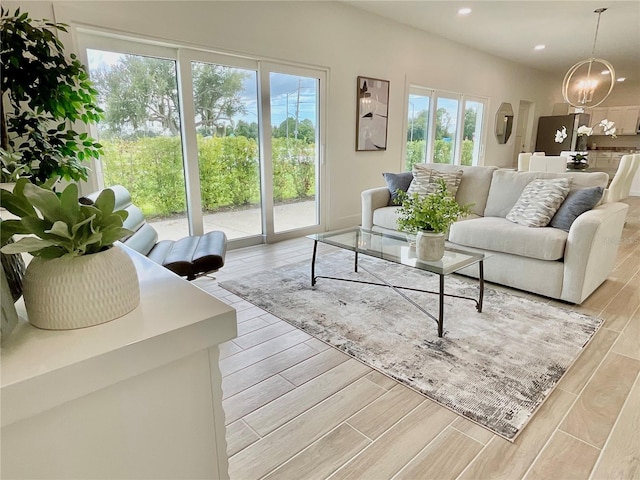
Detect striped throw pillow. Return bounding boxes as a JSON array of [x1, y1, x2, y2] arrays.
[[406, 164, 463, 198], [506, 178, 571, 227]]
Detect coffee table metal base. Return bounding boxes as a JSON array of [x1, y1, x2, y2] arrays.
[[311, 241, 484, 337]]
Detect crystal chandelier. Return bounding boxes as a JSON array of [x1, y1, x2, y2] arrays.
[[562, 8, 615, 110]]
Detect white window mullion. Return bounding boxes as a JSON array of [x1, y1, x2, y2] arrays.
[[258, 64, 274, 240], [176, 49, 204, 236]]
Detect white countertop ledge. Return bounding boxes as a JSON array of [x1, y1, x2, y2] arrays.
[[0, 246, 237, 427]]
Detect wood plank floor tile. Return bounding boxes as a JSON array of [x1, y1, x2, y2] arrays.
[[601, 273, 640, 332], [331, 401, 457, 480], [243, 359, 372, 436], [591, 379, 640, 480], [394, 427, 483, 480], [523, 431, 600, 480], [560, 352, 640, 448], [225, 420, 259, 457], [235, 316, 269, 336], [347, 384, 424, 440], [611, 306, 640, 360], [219, 329, 311, 376], [459, 388, 576, 480], [233, 321, 295, 350], [279, 347, 350, 386], [218, 340, 242, 359], [450, 416, 495, 445], [260, 312, 284, 325], [304, 337, 331, 352], [236, 305, 269, 323], [222, 374, 296, 425], [557, 328, 619, 395], [222, 343, 319, 399], [364, 370, 401, 390], [263, 424, 370, 480], [228, 377, 386, 480]]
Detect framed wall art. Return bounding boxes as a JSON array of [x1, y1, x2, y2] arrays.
[[356, 76, 389, 151]]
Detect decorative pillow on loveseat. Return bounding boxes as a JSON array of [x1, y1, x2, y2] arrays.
[[407, 164, 463, 197], [382, 172, 414, 205], [549, 186, 604, 232], [506, 178, 571, 227]]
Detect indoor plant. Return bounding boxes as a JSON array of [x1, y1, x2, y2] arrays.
[[396, 179, 472, 261], [1, 8, 103, 185], [0, 179, 139, 329]]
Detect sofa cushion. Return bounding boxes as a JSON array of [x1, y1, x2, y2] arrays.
[[407, 164, 463, 197], [506, 178, 571, 227], [484, 170, 609, 218], [449, 217, 568, 261], [549, 186, 604, 232], [382, 172, 414, 206], [418, 163, 498, 216]]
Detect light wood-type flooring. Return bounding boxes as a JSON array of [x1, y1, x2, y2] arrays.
[[193, 196, 640, 480]]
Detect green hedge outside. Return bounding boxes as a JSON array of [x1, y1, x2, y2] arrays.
[[101, 136, 316, 219], [405, 139, 475, 171]]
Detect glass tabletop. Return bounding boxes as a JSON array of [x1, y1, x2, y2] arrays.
[[308, 228, 487, 275]]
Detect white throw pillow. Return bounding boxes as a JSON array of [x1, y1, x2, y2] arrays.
[[506, 178, 571, 227], [407, 164, 463, 197]]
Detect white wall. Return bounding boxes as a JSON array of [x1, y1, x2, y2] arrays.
[[9, 0, 561, 229]]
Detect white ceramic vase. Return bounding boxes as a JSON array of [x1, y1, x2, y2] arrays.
[[416, 231, 445, 262], [22, 245, 140, 330]]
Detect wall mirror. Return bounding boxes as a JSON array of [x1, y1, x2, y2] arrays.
[[495, 102, 514, 144]]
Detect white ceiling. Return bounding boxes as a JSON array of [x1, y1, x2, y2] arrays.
[[344, 1, 640, 87]]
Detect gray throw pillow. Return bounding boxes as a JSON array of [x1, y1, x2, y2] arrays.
[[549, 186, 604, 232], [382, 172, 414, 205]]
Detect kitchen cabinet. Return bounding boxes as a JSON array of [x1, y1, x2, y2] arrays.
[[620, 106, 640, 135], [590, 105, 639, 135]]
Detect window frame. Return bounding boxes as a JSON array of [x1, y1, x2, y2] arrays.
[[403, 83, 488, 168]]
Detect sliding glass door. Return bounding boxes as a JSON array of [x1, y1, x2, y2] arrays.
[[80, 33, 325, 246], [269, 71, 320, 234]]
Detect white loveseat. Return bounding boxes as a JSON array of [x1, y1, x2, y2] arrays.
[[361, 163, 629, 304]]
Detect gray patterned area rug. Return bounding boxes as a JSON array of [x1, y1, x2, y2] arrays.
[[220, 250, 602, 441]]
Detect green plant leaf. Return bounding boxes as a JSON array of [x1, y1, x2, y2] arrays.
[[22, 182, 62, 221], [46, 220, 73, 239], [94, 188, 115, 216], [0, 237, 55, 254]]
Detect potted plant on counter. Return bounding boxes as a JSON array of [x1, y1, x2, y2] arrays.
[[396, 179, 472, 261], [0, 179, 139, 330]]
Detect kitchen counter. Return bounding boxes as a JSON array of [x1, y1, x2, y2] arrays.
[[1, 247, 237, 479]]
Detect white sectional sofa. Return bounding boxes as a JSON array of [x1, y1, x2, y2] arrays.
[[361, 163, 629, 304]]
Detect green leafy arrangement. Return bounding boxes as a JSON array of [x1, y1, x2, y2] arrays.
[[396, 179, 472, 234], [0, 179, 132, 258], [1, 8, 103, 184]]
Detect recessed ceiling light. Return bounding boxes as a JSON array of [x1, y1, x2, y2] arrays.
[[534, 45, 545, 50], [601, 70, 611, 75], [617, 77, 626, 82], [458, 8, 472, 15]]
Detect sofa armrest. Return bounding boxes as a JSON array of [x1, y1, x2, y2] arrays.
[[561, 201, 629, 303], [361, 187, 391, 229]]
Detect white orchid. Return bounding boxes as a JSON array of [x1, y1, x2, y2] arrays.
[[577, 125, 593, 136], [554, 126, 568, 143], [599, 119, 617, 137]]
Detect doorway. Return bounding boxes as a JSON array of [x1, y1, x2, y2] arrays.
[[513, 100, 534, 168]]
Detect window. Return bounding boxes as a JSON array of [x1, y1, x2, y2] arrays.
[[405, 86, 486, 169]]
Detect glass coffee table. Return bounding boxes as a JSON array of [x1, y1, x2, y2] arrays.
[[307, 228, 488, 337]]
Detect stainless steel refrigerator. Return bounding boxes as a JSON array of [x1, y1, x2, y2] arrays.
[[535, 113, 591, 155]]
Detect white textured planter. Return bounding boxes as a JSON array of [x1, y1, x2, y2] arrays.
[[22, 245, 140, 330], [416, 231, 445, 262]]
